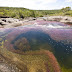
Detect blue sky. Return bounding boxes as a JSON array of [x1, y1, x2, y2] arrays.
[[0, 0, 72, 10]]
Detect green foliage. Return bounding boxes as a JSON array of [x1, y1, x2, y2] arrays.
[[18, 10, 25, 18], [0, 7, 72, 18], [0, 7, 61, 18], [61, 7, 71, 13], [0, 12, 4, 16], [64, 10, 72, 16]]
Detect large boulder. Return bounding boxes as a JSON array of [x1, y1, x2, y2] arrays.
[[60, 16, 72, 24], [46, 16, 72, 24], [0, 18, 23, 28], [1, 18, 20, 23], [4, 22, 23, 28], [47, 16, 63, 22], [37, 17, 47, 21]]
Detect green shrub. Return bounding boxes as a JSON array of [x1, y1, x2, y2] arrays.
[[10, 12, 16, 18], [0, 7, 72, 18], [0, 12, 4, 16]]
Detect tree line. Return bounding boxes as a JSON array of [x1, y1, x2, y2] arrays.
[[0, 7, 72, 18]]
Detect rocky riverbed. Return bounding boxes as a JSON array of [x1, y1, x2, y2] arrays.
[[0, 16, 72, 72], [0, 16, 72, 28]]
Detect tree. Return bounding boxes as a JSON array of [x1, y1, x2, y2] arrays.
[[61, 7, 71, 13], [65, 7, 71, 12]]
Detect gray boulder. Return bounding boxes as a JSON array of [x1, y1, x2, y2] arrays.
[[60, 16, 72, 24], [47, 16, 63, 22], [4, 22, 22, 28]]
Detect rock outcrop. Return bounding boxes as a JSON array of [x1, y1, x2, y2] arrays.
[[46, 16, 72, 24], [37, 16, 72, 24], [0, 18, 22, 28], [0, 16, 72, 28]]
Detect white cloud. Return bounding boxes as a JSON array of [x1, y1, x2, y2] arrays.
[[39, 0, 57, 3], [65, 0, 72, 2], [0, 0, 57, 10]]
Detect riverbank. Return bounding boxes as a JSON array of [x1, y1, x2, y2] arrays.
[[0, 16, 72, 28]]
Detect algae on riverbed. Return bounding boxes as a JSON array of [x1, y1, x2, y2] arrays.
[[0, 21, 72, 72]]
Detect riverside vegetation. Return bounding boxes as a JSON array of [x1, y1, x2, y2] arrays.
[[0, 7, 72, 19]]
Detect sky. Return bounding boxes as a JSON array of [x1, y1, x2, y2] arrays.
[[0, 0, 72, 10]]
